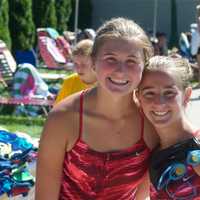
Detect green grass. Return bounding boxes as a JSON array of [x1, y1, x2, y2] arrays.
[[0, 115, 46, 138]]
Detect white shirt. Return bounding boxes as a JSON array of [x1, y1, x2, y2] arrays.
[[191, 24, 200, 56]]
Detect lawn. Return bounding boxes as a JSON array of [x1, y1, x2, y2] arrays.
[[0, 67, 73, 138], [0, 114, 46, 138]]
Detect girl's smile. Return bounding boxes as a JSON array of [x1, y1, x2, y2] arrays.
[[138, 70, 187, 128], [94, 38, 144, 95]]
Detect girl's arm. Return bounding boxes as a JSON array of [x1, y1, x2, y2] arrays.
[[135, 172, 150, 200], [35, 104, 76, 200]]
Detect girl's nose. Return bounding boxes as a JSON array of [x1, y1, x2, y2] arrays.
[[154, 95, 166, 105], [115, 61, 126, 72]]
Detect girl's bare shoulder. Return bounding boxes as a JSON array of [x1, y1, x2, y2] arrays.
[[43, 92, 82, 150]]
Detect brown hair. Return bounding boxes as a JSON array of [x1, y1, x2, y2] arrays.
[[72, 39, 93, 57], [91, 17, 153, 66], [145, 56, 193, 89]]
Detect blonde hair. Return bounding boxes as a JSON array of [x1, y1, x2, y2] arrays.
[[91, 17, 153, 66], [145, 56, 193, 89], [72, 39, 93, 57]]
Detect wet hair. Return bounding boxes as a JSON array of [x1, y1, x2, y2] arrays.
[[72, 39, 93, 57], [145, 56, 193, 89], [91, 17, 153, 66]]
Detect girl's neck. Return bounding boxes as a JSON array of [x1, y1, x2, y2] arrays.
[[156, 118, 196, 149], [91, 87, 136, 120]]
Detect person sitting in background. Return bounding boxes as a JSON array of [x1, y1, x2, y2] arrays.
[[76, 29, 96, 43], [13, 63, 54, 116], [190, 4, 200, 87], [55, 39, 96, 104], [179, 32, 192, 60], [156, 32, 168, 56]]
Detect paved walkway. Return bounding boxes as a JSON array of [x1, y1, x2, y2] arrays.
[[187, 88, 200, 126]]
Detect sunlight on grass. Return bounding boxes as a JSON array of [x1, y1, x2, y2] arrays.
[[0, 115, 45, 138]]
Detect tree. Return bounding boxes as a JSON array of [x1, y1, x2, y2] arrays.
[[0, 0, 11, 48], [55, 0, 72, 34], [9, 0, 35, 51], [68, 0, 92, 31], [32, 0, 57, 29], [169, 0, 178, 48]]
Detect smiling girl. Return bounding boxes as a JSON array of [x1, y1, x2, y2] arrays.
[[137, 56, 200, 200], [35, 17, 158, 200]]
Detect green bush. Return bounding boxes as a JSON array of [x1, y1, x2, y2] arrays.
[[9, 0, 35, 51], [0, 0, 11, 48], [55, 0, 72, 34], [33, 0, 57, 29]]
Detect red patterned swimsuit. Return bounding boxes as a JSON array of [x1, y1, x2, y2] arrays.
[[59, 92, 151, 200]]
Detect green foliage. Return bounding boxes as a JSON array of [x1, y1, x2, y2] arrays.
[[68, 0, 92, 31], [33, 0, 57, 29], [169, 0, 178, 48], [55, 0, 72, 34], [9, 0, 35, 51], [0, 0, 11, 48]]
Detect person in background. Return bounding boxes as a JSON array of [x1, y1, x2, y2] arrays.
[[55, 39, 96, 104], [136, 56, 200, 199], [12, 63, 54, 116], [156, 32, 168, 56], [191, 4, 200, 86], [35, 17, 158, 200]]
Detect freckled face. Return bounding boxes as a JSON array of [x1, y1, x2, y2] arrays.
[[137, 70, 188, 128], [93, 38, 145, 95]]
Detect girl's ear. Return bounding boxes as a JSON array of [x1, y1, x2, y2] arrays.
[[91, 58, 96, 71], [183, 87, 192, 106], [135, 89, 139, 100], [134, 89, 140, 107]]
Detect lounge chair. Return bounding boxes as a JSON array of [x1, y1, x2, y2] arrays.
[[37, 28, 72, 70], [0, 41, 16, 87], [0, 41, 54, 115]]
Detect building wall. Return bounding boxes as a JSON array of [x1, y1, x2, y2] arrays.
[[91, 0, 200, 40]]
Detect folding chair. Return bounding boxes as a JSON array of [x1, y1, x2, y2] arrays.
[[37, 28, 72, 70], [0, 40, 54, 116], [0, 41, 17, 87]]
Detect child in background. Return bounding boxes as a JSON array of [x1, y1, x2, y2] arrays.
[[36, 17, 158, 200], [55, 39, 96, 104], [136, 56, 200, 199]]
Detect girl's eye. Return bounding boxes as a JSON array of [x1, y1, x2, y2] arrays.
[[163, 91, 177, 98], [127, 59, 138, 66], [105, 57, 117, 64], [142, 91, 155, 99]]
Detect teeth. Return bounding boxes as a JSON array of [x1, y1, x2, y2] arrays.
[[153, 111, 168, 116], [109, 78, 128, 84]]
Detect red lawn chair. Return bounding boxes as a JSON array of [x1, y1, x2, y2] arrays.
[[37, 28, 72, 70]]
